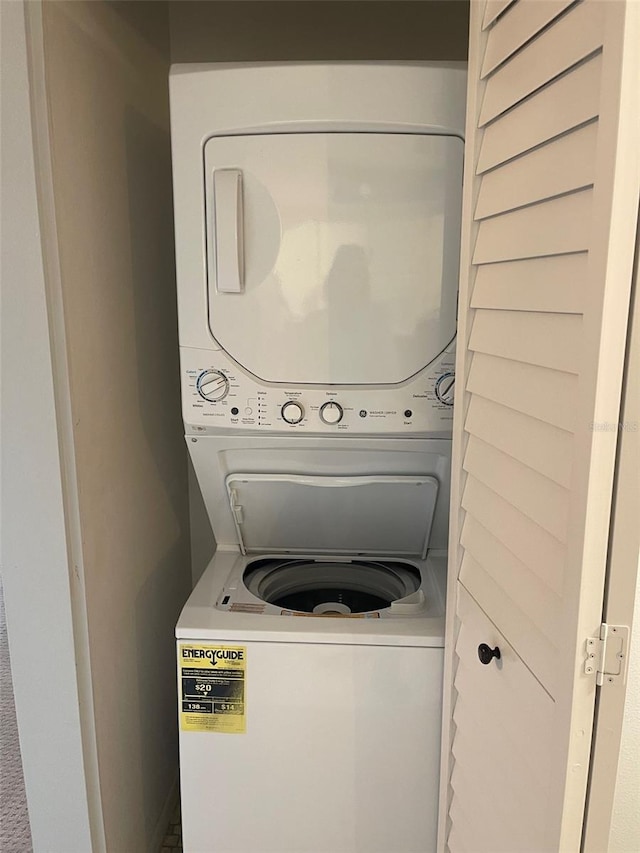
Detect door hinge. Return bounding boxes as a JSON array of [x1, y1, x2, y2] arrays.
[[584, 624, 630, 686]]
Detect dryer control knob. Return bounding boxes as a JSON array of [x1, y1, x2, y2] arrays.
[[281, 401, 304, 424], [435, 372, 455, 406], [320, 401, 343, 425], [196, 370, 230, 402]]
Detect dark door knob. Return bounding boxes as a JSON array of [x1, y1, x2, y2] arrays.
[[478, 643, 501, 665]]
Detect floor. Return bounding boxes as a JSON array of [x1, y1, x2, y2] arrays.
[[0, 578, 33, 853]]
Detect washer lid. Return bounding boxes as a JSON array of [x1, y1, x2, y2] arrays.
[[225, 473, 439, 558], [204, 132, 463, 385]]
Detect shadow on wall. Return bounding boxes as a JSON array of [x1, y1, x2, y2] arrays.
[[169, 1, 470, 63], [124, 104, 191, 840], [111, 1, 171, 57]]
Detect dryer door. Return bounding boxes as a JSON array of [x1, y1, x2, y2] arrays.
[[204, 132, 463, 385]]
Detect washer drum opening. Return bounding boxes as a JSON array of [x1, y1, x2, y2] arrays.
[[243, 558, 422, 615]]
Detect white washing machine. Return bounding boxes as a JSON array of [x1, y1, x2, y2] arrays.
[[170, 63, 466, 852]]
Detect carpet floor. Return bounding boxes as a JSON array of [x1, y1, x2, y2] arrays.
[[0, 577, 32, 852]]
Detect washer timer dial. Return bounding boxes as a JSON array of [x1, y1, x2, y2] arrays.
[[435, 372, 455, 406], [320, 401, 344, 424], [196, 370, 230, 402], [281, 401, 305, 424]]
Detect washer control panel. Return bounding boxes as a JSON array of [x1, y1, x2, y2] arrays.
[[181, 344, 456, 435]]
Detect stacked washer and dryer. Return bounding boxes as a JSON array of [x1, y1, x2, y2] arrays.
[[170, 63, 466, 853]]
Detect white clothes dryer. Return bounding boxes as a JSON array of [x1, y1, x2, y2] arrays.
[[170, 62, 465, 442], [170, 62, 466, 853]]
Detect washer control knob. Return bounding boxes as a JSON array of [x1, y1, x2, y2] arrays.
[[435, 372, 455, 406], [196, 370, 230, 402], [281, 401, 304, 424], [320, 401, 344, 425]]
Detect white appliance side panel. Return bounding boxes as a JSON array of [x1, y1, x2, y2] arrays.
[[204, 133, 462, 386], [178, 640, 443, 853]]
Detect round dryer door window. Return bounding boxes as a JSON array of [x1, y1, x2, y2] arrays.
[[204, 132, 463, 385], [243, 558, 421, 615]]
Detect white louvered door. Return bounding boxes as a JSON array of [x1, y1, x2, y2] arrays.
[[440, 1, 640, 851]]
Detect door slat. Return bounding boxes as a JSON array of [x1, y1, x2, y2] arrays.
[[473, 188, 592, 264], [467, 352, 578, 432], [462, 475, 566, 593], [479, 0, 604, 125], [471, 252, 587, 314], [461, 515, 560, 640], [482, 0, 517, 31], [475, 121, 597, 220], [464, 394, 573, 487], [469, 309, 582, 374], [477, 54, 602, 172], [481, 0, 574, 79], [463, 435, 570, 542]]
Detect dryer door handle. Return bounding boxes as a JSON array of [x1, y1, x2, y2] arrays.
[[213, 169, 244, 294]]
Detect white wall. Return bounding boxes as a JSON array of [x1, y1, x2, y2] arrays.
[[0, 2, 97, 848]]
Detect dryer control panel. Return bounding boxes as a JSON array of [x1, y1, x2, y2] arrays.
[[181, 345, 455, 436]]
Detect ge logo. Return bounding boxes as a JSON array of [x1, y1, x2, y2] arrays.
[[359, 410, 367, 418]]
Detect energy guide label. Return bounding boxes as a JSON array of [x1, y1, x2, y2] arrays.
[[180, 644, 246, 734]]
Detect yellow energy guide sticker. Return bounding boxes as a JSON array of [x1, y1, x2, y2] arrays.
[[179, 644, 246, 734]]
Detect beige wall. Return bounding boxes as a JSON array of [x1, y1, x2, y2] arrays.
[[169, 1, 469, 63], [39, 2, 191, 850]]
